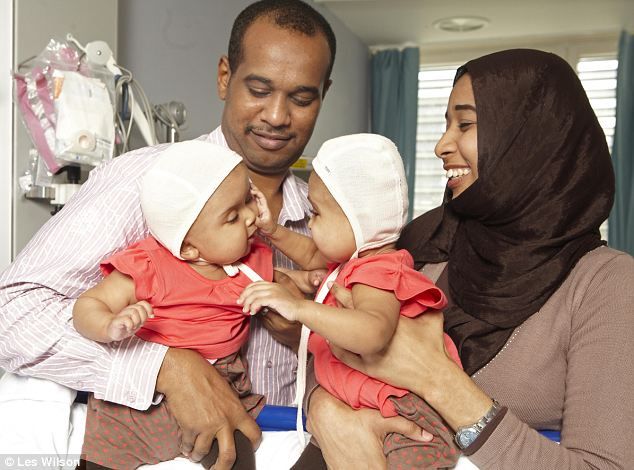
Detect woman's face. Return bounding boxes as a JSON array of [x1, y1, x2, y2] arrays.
[[435, 74, 478, 199]]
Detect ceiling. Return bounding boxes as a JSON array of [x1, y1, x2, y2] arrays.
[[314, 0, 634, 47]]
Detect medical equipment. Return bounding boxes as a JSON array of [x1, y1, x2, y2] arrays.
[[14, 34, 187, 211]]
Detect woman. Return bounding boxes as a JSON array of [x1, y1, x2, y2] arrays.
[[306, 49, 634, 469]]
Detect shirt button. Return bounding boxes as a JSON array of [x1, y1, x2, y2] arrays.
[[127, 392, 137, 403], [266, 360, 273, 368], [76, 381, 84, 389]]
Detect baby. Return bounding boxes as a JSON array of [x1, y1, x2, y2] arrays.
[[240, 133, 463, 469], [73, 140, 271, 469]]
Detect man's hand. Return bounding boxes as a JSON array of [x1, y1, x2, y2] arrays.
[[307, 387, 432, 470], [156, 348, 262, 468], [259, 309, 302, 353]]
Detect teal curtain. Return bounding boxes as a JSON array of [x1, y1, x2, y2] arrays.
[[371, 47, 420, 220], [609, 31, 634, 254]]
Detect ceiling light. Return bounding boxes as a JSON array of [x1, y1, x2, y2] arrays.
[[433, 16, 490, 33]]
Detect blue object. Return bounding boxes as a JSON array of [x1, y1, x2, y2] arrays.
[[256, 405, 306, 432], [609, 30, 634, 255], [255, 405, 561, 443], [371, 46, 420, 221], [538, 429, 561, 443]]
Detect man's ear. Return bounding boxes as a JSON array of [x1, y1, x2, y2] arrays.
[[180, 242, 199, 261], [321, 79, 332, 100], [217, 55, 231, 101]]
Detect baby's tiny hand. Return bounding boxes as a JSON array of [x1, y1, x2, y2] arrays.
[[237, 281, 302, 322], [250, 183, 278, 236], [106, 301, 153, 342], [275, 268, 327, 297]]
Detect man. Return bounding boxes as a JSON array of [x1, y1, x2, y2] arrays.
[[0, 1, 334, 467]]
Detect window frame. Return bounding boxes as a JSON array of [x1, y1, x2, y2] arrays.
[[419, 32, 618, 70]]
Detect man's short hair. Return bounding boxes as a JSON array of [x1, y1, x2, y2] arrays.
[[228, 0, 337, 81]]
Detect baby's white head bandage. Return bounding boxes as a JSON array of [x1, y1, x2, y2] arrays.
[[140, 140, 243, 259], [312, 133, 409, 257]]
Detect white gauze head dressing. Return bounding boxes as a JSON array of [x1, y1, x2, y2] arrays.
[[311, 133, 409, 258], [140, 140, 243, 259]]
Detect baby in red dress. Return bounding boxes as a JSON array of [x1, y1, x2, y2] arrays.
[[73, 141, 271, 469], [240, 133, 463, 469]]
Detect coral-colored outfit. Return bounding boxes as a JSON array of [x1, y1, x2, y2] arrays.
[[82, 236, 272, 469], [310, 250, 462, 468], [101, 236, 272, 360], [310, 249, 460, 415]]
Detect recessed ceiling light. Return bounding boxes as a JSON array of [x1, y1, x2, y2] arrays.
[[433, 16, 490, 32]]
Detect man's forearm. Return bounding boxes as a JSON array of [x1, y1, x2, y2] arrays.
[[0, 283, 167, 409]]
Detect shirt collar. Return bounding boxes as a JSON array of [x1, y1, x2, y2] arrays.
[[206, 126, 227, 146]]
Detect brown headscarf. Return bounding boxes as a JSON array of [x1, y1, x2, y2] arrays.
[[397, 49, 615, 375]]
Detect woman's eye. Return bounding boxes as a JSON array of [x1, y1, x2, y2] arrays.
[[227, 214, 238, 223], [458, 121, 476, 130]]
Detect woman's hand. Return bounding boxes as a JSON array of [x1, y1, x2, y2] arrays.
[[329, 281, 354, 308], [328, 285, 493, 431], [327, 281, 448, 394], [329, 312, 450, 397], [307, 387, 432, 470]]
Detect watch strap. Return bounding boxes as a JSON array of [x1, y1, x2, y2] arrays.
[[455, 399, 503, 450]]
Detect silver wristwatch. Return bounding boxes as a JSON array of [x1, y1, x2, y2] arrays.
[[454, 400, 501, 450]]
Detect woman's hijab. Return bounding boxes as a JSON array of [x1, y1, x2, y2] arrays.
[[398, 49, 615, 375]]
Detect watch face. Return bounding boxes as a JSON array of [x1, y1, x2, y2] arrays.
[[457, 427, 479, 449]]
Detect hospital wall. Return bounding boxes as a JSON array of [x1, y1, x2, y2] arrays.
[[10, 0, 370, 257]]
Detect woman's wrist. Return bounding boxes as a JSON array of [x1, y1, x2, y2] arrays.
[[421, 357, 493, 431]]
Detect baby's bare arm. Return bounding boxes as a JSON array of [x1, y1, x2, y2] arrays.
[[311, 283, 400, 354], [267, 225, 329, 270], [240, 282, 400, 355], [251, 183, 327, 270], [72, 270, 147, 343]]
